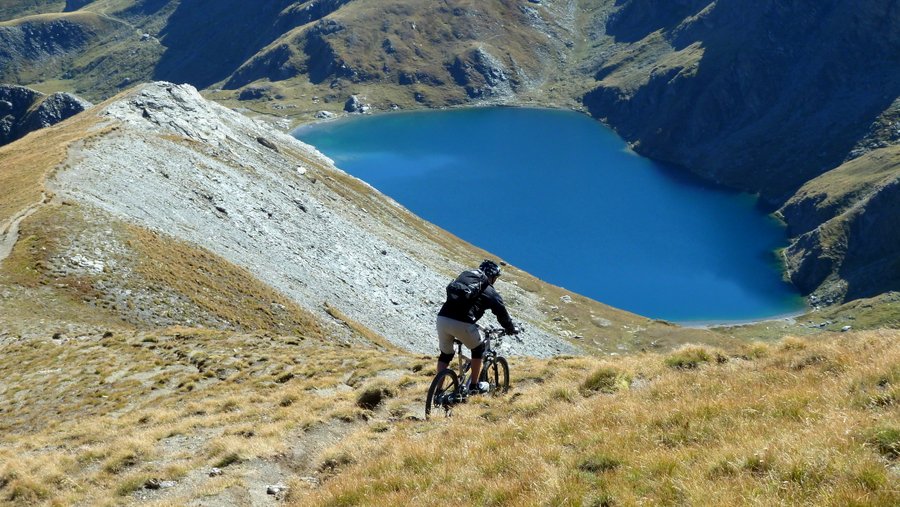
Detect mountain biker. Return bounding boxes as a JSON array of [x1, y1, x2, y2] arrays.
[[436, 259, 519, 393]]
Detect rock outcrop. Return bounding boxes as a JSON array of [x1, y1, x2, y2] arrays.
[[448, 47, 516, 99], [780, 146, 900, 302], [0, 84, 91, 146]]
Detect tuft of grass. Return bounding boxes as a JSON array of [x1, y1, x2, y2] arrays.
[[102, 450, 143, 474], [214, 452, 243, 469], [864, 426, 900, 460], [780, 336, 808, 351], [743, 341, 770, 359], [319, 450, 355, 473], [664, 346, 712, 369], [581, 366, 628, 394], [356, 382, 395, 411], [578, 453, 622, 474], [851, 363, 899, 409], [742, 450, 775, 476]]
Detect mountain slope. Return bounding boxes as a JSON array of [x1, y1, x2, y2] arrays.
[[0, 0, 590, 110], [2, 3, 899, 323], [3, 81, 729, 359], [580, 0, 900, 304]]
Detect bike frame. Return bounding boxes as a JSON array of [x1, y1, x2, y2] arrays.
[[425, 325, 512, 418], [453, 327, 504, 397]]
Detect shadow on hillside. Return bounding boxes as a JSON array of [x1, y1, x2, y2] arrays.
[[153, 0, 351, 89], [152, 0, 297, 89], [605, 0, 713, 43], [586, 0, 900, 207]]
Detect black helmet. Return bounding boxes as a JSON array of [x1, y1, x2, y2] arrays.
[[479, 260, 501, 278]]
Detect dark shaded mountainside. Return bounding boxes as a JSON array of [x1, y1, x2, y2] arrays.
[[0, 84, 90, 145], [1, 0, 899, 309], [581, 0, 900, 305]]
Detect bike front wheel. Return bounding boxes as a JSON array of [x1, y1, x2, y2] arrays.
[[425, 368, 459, 419], [481, 356, 509, 394]]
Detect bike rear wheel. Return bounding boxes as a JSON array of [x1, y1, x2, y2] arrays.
[[425, 369, 459, 419], [481, 356, 509, 394]]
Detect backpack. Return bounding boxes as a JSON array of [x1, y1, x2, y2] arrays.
[[446, 269, 487, 305]]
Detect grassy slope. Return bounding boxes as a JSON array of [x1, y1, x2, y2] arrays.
[[781, 146, 900, 235], [300, 331, 899, 506], [0, 103, 106, 223], [0, 0, 65, 21], [0, 328, 896, 505]]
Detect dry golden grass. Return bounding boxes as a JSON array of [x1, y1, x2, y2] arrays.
[[0, 112, 103, 224], [0, 199, 326, 342], [129, 225, 324, 338], [296, 330, 899, 506], [3, 326, 896, 505], [0, 326, 425, 505]]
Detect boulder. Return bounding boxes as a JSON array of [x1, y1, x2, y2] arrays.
[[343, 94, 369, 113]]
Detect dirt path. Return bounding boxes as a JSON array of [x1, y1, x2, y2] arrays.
[[0, 193, 46, 264]]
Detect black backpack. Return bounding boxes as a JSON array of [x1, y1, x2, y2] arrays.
[[446, 269, 488, 305]]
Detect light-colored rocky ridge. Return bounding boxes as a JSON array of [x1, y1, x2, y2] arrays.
[[48, 82, 583, 356]]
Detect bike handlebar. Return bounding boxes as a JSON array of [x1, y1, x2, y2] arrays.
[[481, 324, 523, 340]]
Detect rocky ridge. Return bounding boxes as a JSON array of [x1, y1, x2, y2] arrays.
[[47, 82, 581, 356]]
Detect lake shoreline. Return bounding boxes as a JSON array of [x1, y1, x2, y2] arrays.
[[675, 309, 810, 330], [296, 107, 806, 323]]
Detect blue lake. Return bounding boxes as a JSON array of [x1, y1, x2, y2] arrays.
[[295, 107, 805, 323]]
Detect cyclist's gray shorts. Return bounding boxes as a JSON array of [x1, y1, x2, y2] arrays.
[[436, 316, 483, 355]]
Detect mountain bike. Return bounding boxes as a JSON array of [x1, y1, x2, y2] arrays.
[[424, 325, 512, 419]]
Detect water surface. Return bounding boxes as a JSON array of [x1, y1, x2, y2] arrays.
[[295, 107, 804, 322]]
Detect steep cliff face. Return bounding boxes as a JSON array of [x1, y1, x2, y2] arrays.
[[780, 146, 900, 302], [584, 0, 900, 206], [0, 84, 91, 146], [582, 0, 900, 303]]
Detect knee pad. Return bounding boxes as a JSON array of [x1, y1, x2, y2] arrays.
[[438, 351, 455, 364], [471, 342, 486, 359]]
